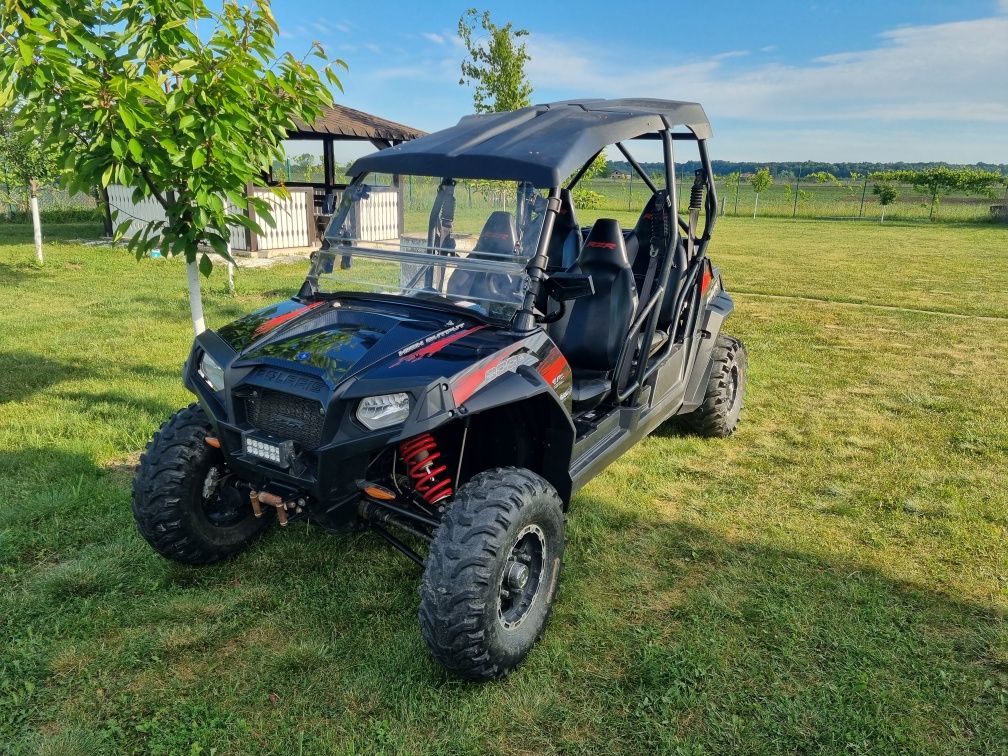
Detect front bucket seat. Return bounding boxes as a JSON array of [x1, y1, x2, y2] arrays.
[[554, 218, 637, 411]]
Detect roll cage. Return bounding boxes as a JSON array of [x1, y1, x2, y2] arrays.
[[315, 99, 721, 412]]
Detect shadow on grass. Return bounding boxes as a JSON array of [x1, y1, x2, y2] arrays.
[[2, 463, 1005, 753], [0, 351, 88, 404], [54, 389, 180, 424]]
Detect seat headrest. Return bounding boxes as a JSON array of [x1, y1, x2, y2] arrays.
[[475, 211, 517, 258], [634, 194, 657, 237], [580, 218, 630, 267]]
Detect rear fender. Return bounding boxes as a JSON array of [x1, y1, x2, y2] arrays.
[[681, 286, 734, 412]]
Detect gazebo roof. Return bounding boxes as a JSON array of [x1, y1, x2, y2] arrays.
[[290, 103, 425, 142]]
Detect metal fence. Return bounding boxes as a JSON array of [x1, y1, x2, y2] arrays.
[[578, 175, 1006, 223], [1, 185, 97, 216]]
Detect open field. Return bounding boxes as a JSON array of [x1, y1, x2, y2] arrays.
[[394, 175, 1007, 226], [580, 177, 1005, 223], [0, 219, 1006, 754]]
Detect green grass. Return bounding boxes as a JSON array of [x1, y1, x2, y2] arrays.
[[1, 218, 1006, 754]]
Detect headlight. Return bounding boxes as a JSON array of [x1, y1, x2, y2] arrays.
[[198, 352, 225, 391], [356, 393, 410, 430]]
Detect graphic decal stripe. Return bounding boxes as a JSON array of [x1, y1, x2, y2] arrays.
[[253, 301, 327, 337], [393, 325, 487, 365]]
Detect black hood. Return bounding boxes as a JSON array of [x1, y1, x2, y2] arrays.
[[215, 297, 495, 388]]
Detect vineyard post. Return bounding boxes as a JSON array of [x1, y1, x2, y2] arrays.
[[858, 174, 868, 218], [792, 170, 801, 218], [628, 172, 632, 211], [734, 172, 741, 215]]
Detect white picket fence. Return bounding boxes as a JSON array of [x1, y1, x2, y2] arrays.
[[352, 187, 399, 241], [106, 185, 168, 239], [248, 186, 313, 251], [108, 183, 400, 253]]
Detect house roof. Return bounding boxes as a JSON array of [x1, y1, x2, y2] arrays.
[[348, 99, 711, 186], [290, 103, 425, 142]]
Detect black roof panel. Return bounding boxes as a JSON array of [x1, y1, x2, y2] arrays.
[[348, 99, 711, 186]]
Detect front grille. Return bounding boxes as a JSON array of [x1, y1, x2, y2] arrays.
[[245, 389, 325, 448]]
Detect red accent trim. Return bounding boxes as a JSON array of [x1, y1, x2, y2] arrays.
[[253, 301, 326, 337], [393, 325, 486, 365], [538, 347, 568, 387], [450, 341, 525, 405], [587, 240, 617, 249]]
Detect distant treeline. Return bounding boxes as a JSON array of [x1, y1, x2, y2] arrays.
[[607, 160, 1008, 180]]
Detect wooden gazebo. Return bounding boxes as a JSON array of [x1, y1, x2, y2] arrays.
[[108, 104, 424, 257], [281, 103, 426, 193]]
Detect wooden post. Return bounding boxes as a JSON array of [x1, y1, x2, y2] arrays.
[[858, 174, 868, 218], [323, 136, 335, 193]]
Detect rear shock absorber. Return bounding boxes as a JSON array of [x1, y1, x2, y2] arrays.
[[399, 433, 453, 505]]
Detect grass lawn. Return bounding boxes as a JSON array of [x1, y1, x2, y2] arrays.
[[0, 218, 1006, 754]]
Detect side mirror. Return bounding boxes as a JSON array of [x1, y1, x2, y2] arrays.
[[546, 272, 594, 301]]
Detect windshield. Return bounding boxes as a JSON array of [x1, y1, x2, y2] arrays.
[[311, 174, 548, 322]]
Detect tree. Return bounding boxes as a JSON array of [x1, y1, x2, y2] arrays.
[[458, 9, 532, 114], [723, 171, 741, 215], [871, 177, 899, 223], [0, 111, 57, 262], [571, 152, 607, 209], [750, 167, 772, 218], [0, 0, 345, 333], [290, 152, 321, 183], [874, 166, 1003, 220]]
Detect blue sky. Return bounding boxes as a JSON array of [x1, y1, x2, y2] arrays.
[[270, 0, 1008, 163]]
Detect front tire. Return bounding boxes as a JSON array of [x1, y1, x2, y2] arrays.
[[419, 467, 565, 681], [132, 404, 270, 565], [681, 334, 747, 437]]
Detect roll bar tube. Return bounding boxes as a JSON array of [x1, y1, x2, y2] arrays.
[[514, 188, 562, 333]]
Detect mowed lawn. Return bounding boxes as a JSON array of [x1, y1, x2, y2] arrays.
[[0, 218, 1006, 755]]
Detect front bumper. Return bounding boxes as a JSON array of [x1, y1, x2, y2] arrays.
[[183, 335, 456, 508]]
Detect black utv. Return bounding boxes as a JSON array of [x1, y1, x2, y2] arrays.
[[133, 99, 747, 680]]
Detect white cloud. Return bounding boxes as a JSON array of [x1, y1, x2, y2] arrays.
[[524, 13, 1008, 160], [421, 32, 446, 45]]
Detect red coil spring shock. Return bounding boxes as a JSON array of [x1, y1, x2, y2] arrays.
[[399, 433, 453, 505]]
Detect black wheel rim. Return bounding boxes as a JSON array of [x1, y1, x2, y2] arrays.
[[727, 365, 740, 411], [201, 466, 246, 527], [498, 524, 546, 630]]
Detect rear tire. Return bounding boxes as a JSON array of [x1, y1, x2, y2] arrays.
[[681, 334, 747, 437], [419, 467, 565, 681], [132, 404, 270, 565]]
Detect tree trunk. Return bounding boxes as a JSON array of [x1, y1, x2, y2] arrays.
[[187, 258, 207, 335], [29, 179, 43, 264], [753, 193, 759, 219], [226, 245, 235, 295], [881, 207, 886, 223]]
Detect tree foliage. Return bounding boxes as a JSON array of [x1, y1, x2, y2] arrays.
[[458, 8, 532, 114], [807, 170, 840, 185], [0, 0, 345, 271], [0, 109, 58, 210], [871, 166, 1002, 220], [872, 180, 899, 206], [750, 167, 773, 195]]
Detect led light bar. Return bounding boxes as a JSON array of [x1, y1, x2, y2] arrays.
[[242, 433, 293, 467]]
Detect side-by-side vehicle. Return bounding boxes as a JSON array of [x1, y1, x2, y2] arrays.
[[132, 99, 747, 680]]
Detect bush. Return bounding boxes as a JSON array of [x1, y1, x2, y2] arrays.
[[572, 188, 605, 210], [0, 207, 102, 224]]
